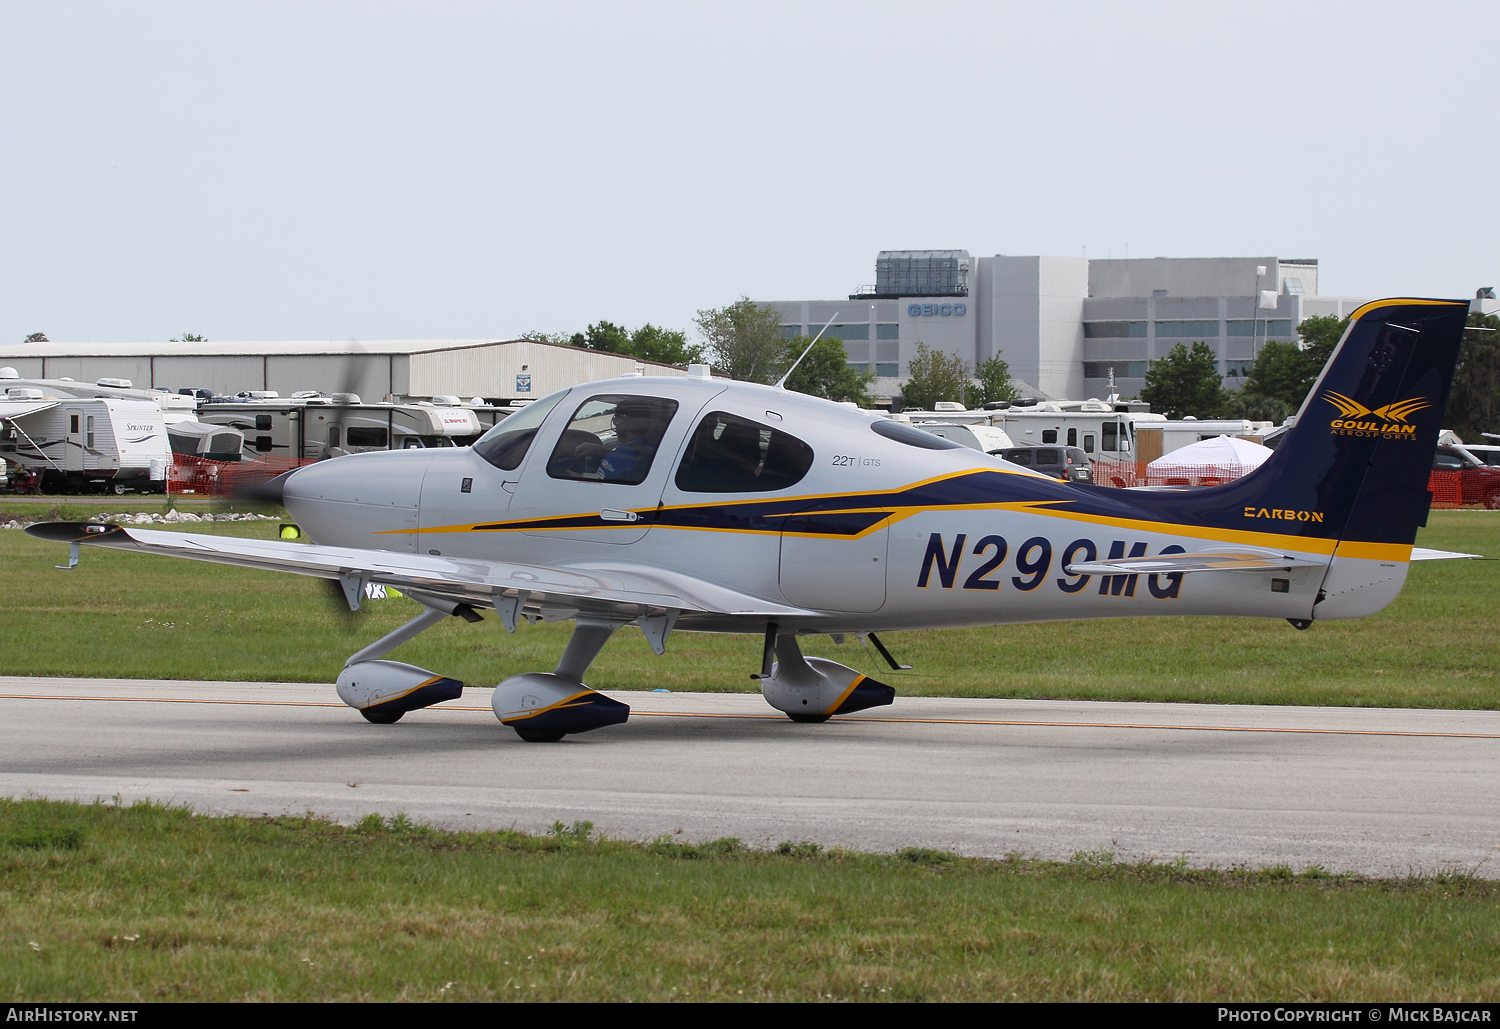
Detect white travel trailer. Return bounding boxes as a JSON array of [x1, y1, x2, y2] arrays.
[[0, 392, 170, 492], [0, 369, 240, 481], [906, 399, 1156, 467], [912, 422, 1015, 454], [1139, 418, 1276, 465], [196, 397, 484, 462], [166, 419, 245, 462], [0, 369, 199, 415]]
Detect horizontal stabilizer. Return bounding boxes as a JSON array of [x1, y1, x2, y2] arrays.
[[1065, 551, 1327, 576], [1410, 547, 1486, 561]]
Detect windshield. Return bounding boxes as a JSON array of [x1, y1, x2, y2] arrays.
[[472, 389, 569, 471]]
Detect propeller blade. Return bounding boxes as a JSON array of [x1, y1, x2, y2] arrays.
[[224, 468, 297, 505]]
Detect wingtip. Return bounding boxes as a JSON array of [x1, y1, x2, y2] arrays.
[[24, 521, 130, 543]]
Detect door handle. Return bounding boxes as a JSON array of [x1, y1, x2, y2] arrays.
[[599, 509, 639, 523]]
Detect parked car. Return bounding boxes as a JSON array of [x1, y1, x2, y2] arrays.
[[1000, 445, 1093, 483], [1432, 445, 1500, 508]]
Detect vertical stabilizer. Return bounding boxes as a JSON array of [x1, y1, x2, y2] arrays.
[[1124, 299, 1471, 556]]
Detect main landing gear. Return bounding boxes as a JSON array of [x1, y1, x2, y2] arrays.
[[489, 616, 630, 742], [752, 625, 895, 722], [331, 586, 631, 743], [331, 588, 897, 741]]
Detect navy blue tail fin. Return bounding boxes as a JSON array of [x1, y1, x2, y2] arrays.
[[1124, 299, 1471, 550]]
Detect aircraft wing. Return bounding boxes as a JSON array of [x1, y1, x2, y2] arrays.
[[1065, 550, 1328, 576], [25, 522, 816, 619]]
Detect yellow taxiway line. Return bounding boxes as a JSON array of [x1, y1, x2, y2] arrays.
[[3, 692, 1499, 740]]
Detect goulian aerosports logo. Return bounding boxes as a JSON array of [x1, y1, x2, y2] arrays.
[[1322, 391, 1430, 439]]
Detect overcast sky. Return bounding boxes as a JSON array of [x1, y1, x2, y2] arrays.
[[2, 1, 1495, 345]]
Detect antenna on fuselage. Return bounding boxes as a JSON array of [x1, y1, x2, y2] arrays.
[[773, 312, 839, 390]]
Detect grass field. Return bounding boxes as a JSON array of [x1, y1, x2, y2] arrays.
[[1, 505, 1495, 709], [5, 797, 1500, 1002]]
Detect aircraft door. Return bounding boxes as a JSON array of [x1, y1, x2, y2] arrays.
[[65, 408, 84, 472], [507, 391, 714, 546]]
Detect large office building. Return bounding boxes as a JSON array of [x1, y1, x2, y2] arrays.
[[760, 251, 1370, 402]]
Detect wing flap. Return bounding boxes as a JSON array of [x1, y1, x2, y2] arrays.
[[25, 522, 816, 618]]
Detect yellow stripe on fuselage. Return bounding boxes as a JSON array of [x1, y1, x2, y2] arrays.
[[385, 468, 1409, 562], [1333, 540, 1413, 562], [394, 466, 1047, 537]]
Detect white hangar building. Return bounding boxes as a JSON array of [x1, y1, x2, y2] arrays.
[[0, 338, 689, 403]]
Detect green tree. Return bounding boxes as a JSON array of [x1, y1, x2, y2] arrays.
[[520, 330, 573, 346], [695, 298, 784, 383], [1240, 315, 1349, 411], [1240, 340, 1311, 409], [570, 320, 633, 354], [1218, 390, 1292, 424], [526, 323, 702, 366], [1295, 314, 1349, 374], [1141, 342, 1228, 419], [1447, 312, 1500, 441], [171, 333, 206, 342], [779, 335, 874, 405], [23, 332, 47, 343], [975, 354, 1016, 406], [619, 323, 703, 366], [900, 342, 971, 410]]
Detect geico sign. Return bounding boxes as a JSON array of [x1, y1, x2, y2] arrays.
[[908, 303, 966, 317]]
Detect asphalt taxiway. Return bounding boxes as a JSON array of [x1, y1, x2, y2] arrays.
[[2, 675, 1498, 877]]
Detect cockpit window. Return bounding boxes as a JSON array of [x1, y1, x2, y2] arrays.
[[547, 394, 678, 485], [472, 389, 568, 471], [675, 411, 814, 493], [870, 418, 965, 450]]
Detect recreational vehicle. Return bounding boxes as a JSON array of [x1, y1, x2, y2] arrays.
[[905, 399, 1158, 468], [196, 397, 484, 461], [912, 422, 1014, 454], [0, 392, 169, 492]]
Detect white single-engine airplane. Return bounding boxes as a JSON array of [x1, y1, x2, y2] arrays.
[[29, 299, 1478, 741]]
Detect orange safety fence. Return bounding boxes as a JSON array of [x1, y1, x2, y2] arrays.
[[1092, 462, 1263, 489], [1092, 462, 1497, 510], [167, 455, 317, 497]]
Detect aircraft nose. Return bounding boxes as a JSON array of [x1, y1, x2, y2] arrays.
[[282, 451, 432, 547], [283, 451, 428, 505]]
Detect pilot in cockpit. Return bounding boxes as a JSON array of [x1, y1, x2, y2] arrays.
[[597, 398, 665, 481]]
